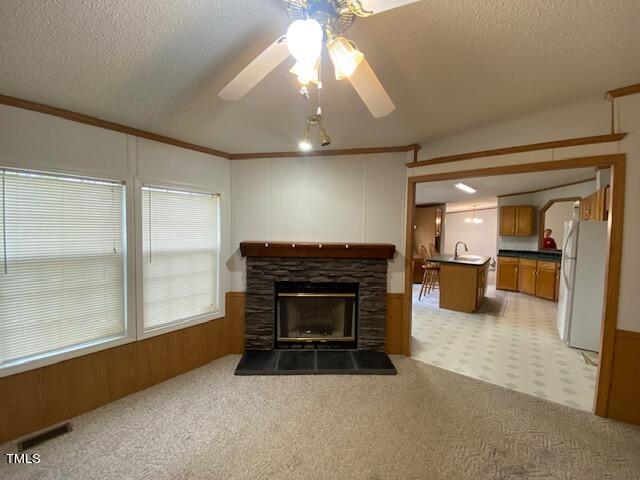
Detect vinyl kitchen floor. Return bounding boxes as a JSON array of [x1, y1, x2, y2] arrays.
[[411, 281, 597, 411]]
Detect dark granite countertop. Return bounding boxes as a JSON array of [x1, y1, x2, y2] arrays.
[[498, 249, 562, 262], [429, 254, 491, 266]]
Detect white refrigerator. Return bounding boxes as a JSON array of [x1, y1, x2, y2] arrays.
[[556, 220, 608, 352]]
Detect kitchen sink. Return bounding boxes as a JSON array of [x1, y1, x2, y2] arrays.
[[449, 254, 485, 262]]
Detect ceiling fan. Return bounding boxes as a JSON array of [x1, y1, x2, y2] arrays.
[[218, 0, 421, 119]]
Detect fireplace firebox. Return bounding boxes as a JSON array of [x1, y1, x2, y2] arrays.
[[275, 282, 358, 350]]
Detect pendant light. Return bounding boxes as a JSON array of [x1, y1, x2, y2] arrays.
[[464, 205, 484, 224]]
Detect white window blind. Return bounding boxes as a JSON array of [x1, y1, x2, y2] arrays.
[[142, 186, 219, 331], [0, 168, 126, 368]]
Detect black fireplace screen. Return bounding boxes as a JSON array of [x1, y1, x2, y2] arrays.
[[275, 282, 358, 349]]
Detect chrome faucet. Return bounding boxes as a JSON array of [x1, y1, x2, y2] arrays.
[[454, 241, 468, 260]]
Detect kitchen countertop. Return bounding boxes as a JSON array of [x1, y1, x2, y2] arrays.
[[429, 254, 491, 266], [498, 249, 562, 262]]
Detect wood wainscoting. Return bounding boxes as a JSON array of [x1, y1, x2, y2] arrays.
[[0, 291, 401, 444], [223, 291, 405, 354], [386, 293, 405, 354], [606, 330, 640, 424], [226, 292, 246, 355], [0, 292, 245, 444]]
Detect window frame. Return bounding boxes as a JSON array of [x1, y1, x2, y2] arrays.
[[134, 178, 223, 340], [0, 167, 137, 379]]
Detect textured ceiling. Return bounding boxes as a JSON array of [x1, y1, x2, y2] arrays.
[[415, 167, 595, 205], [1, 0, 640, 153]]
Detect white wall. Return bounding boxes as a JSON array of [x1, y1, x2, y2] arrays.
[[3, 92, 638, 333], [230, 152, 408, 293], [420, 99, 611, 159], [497, 179, 597, 251], [411, 96, 639, 333], [617, 93, 640, 332], [544, 201, 578, 248], [444, 208, 498, 260], [0, 104, 232, 313]]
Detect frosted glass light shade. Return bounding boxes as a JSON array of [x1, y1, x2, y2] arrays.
[[328, 37, 364, 80], [290, 60, 319, 85], [286, 19, 323, 64]]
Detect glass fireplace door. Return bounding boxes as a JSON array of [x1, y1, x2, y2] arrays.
[[275, 283, 358, 349]]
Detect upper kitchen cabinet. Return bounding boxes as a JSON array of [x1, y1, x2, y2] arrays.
[[499, 205, 535, 236], [580, 186, 609, 221]]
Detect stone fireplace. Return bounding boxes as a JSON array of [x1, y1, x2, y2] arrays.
[[240, 242, 395, 352]]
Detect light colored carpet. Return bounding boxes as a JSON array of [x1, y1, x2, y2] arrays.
[[1, 355, 639, 480]]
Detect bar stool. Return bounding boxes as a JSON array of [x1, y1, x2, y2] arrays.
[[419, 244, 440, 300]]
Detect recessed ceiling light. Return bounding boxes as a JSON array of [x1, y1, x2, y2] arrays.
[[455, 182, 476, 194]]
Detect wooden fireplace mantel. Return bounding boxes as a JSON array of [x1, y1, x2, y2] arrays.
[[239, 241, 396, 260]]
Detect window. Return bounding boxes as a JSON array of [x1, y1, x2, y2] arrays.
[[0, 168, 127, 369], [141, 186, 220, 332]]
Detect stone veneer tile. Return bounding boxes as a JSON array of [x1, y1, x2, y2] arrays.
[[245, 257, 388, 351]]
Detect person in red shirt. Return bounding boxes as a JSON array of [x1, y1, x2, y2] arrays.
[[543, 228, 558, 249]]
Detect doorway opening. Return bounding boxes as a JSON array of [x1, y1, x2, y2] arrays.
[[403, 155, 625, 415]]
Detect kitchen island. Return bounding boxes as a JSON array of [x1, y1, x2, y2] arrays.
[[428, 254, 491, 313]]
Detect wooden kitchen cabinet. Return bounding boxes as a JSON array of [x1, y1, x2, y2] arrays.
[[500, 206, 517, 236], [580, 194, 592, 221], [438, 259, 490, 313], [536, 261, 558, 301], [497, 257, 559, 301], [496, 257, 519, 291], [580, 186, 609, 221], [518, 259, 537, 295], [499, 205, 535, 236]]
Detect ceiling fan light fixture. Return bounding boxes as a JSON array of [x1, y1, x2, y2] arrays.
[[299, 125, 313, 151], [328, 36, 364, 80], [319, 124, 331, 147], [290, 60, 319, 86], [299, 140, 313, 151], [286, 19, 323, 65]]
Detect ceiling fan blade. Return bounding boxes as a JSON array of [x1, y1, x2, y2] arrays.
[[358, 0, 421, 15], [218, 36, 289, 101], [348, 58, 395, 118]]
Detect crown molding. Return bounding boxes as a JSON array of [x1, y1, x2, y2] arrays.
[[230, 144, 420, 160], [406, 134, 627, 168], [0, 95, 420, 162], [606, 83, 640, 99], [497, 177, 596, 198], [0, 95, 233, 159]]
